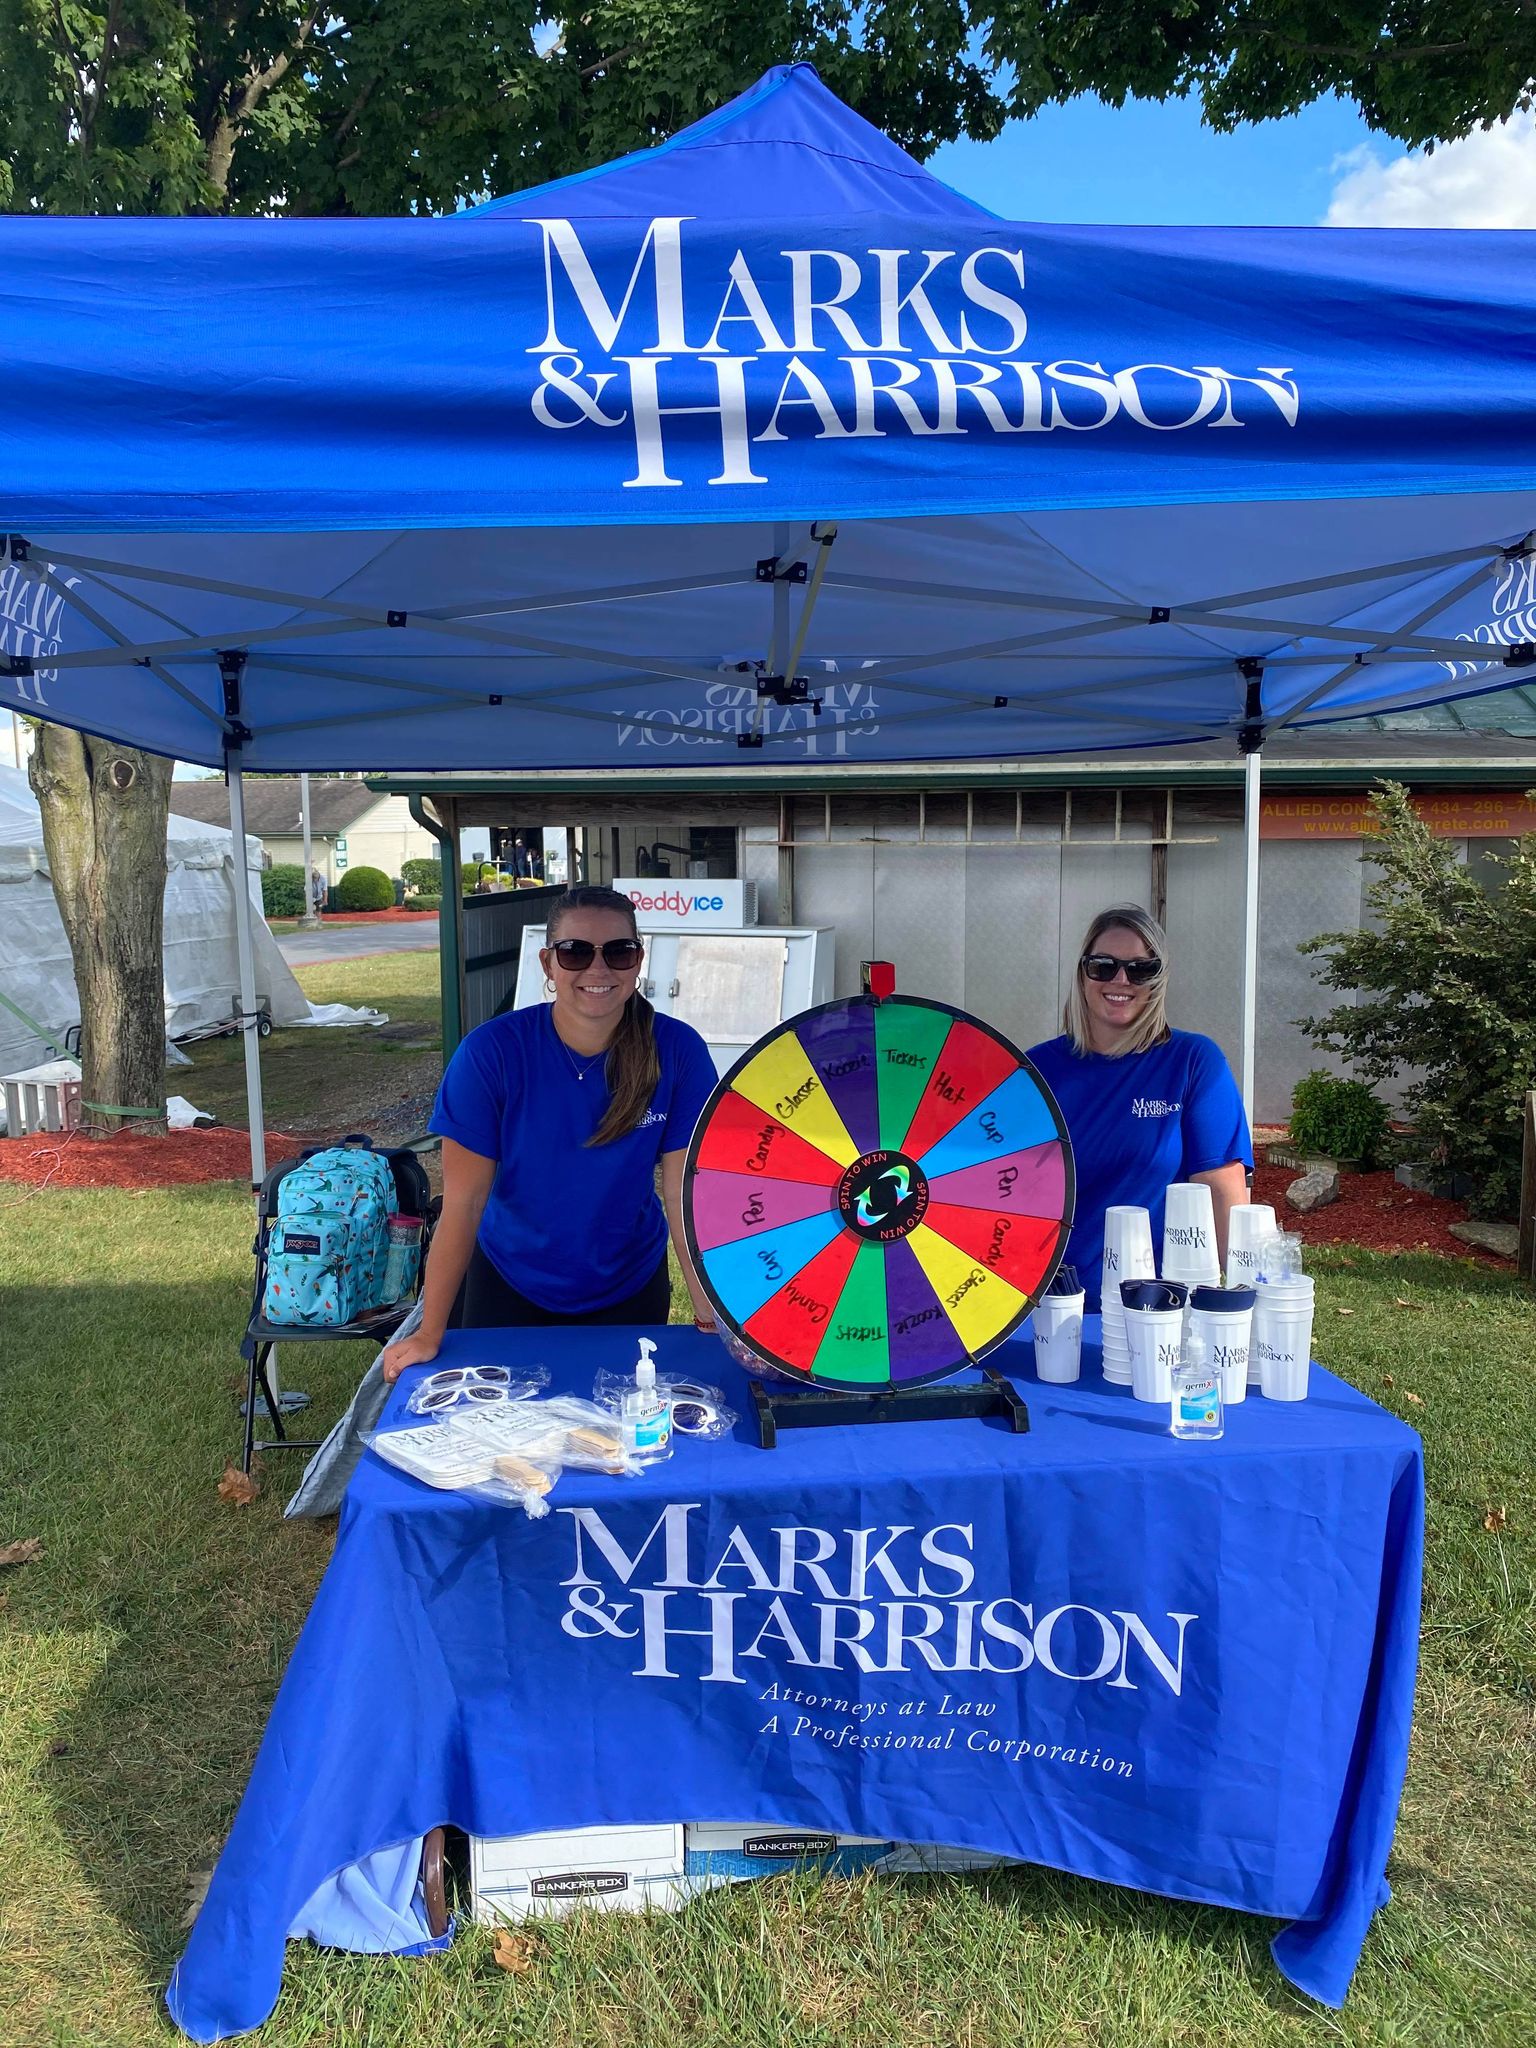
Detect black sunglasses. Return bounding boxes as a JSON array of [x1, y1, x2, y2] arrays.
[[551, 937, 644, 971], [1081, 952, 1161, 986]]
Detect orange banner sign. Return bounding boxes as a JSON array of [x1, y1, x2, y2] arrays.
[[1260, 791, 1536, 840]]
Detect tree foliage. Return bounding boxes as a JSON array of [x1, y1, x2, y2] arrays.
[[1, 1, 1527, 222], [1298, 783, 1536, 1219], [261, 862, 308, 917]]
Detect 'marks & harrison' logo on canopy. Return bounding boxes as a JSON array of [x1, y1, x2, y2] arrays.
[[524, 217, 1302, 490]]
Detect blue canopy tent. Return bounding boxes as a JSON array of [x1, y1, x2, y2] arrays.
[[4, 63, 1535, 1183]]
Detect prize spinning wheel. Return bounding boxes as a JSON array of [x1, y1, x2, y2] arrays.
[[683, 995, 1074, 1391]]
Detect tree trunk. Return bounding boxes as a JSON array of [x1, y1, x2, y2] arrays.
[[28, 723, 172, 1135]]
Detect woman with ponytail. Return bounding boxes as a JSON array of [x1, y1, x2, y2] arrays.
[[383, 887, 718, 1376]]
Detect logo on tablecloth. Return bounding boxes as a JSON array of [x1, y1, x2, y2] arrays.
[[556, 1503, 1195, 1708]]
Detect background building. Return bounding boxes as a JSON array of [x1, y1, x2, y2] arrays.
[[167, 777, 437, 891], [373, 689, 1536, 1125]]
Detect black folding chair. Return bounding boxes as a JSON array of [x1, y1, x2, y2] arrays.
[[240, 1134, 438, 1474]]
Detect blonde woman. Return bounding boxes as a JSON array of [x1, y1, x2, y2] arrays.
[[1028, 905, 1251, 1309]]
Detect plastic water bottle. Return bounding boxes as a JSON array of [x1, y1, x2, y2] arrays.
[[1171, 1321, 1224, 1441]]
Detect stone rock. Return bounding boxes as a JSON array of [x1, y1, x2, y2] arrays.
[[1286, 1168, 1340, 1213], [1448, 1220, 1520, 1260]]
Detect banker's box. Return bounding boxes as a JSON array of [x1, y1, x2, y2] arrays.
[[469, 1823, 686, 1922], [683, 1822, 892, 1881]]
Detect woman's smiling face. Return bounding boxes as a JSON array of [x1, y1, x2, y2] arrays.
[[1081, 924, 1156, 1048], [540, 907, 644, 1030]]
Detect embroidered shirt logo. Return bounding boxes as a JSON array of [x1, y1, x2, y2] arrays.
[[1131, 1097, 1182, 1119], [640, 1109, 666, 1128]]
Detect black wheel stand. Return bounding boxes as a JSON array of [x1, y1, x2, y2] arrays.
[[748, 1365, 1029, 1449]]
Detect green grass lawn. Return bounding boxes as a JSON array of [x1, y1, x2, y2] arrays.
[[182, 951, 444, 1134], [1, 1201, 1531, 2048]]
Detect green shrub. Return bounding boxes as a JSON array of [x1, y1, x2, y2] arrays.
[[410, 892, 442, 912], [460, 860, 480, 892], [261, 863, 307, 918], [1300, 780, 1536, 1216], [400, 856, 443, 896], [334, 865, 395, 912], [1287, 1069, 1389, 1167]]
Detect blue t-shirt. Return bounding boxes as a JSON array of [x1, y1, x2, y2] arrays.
[[1026, 1028, 1253, 1310], [430, 1005, 719, 1313]]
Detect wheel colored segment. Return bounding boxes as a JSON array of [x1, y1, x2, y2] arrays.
[[796, 1002, 881, 1156], [920, 1200, 1062, 1300], [700, 1209, 844, 1325], [684, 993, 1073, 1390], [881, 1236, 972, 1379], [873, 1001, 953, 1152], [899, 1018, 1023, 1162], [689, 1169, 835, 1254], [925, 1140, 1068, 1222], [691, 1089, 844, 1188], [905, 1222, 1028, 1354], [809, 1242, 890, 1384], [917, 1069, 1062, 1184], [730, 1032, 859, 1168], [744, 1231, 862, 1374]]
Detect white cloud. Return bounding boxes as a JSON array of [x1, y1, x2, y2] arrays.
[[1323, 112, 1536, 227]]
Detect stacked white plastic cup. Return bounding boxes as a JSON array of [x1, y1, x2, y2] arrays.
[[1188, 1283, 1255, 1407], [1032, 1290, 1086, 1383], [1226, 1203, 1278, 1291], [1254, 1274, 1315, 1400], [1100, 1208, 1155, 1385], [1122, 1279, 1188, 1404], [1161, 1182, 1222, 1288]]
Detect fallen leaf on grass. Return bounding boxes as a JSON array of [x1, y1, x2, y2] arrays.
[[492, 1928, 536, 1974], [1484, 1505, 1509, 1534], [0, 1537, 44, 1568], [1393, 1297, 1427, 1312], [1382, 1374, 1396, 1388], [1405, 1391, 1425, 1406], [217, 1463, 259, 1507], [1334, 1307, 1356, 1317], [181, 1867, 214, 1930]]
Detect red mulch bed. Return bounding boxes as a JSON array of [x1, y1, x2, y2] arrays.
[[309, 907, 438, 926], [0, 1126, 302, 1189], [1250, 1163, 1506, 1264]]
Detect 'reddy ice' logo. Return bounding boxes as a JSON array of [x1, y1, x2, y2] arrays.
[[557, 1503, 1196, 1694], [525, 217, 1302, 490]]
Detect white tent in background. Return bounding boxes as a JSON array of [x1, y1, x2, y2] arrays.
[[0, 764, 314, 1076]]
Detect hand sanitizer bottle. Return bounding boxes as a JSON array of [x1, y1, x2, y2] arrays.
[[620, 1337, 673, 1464], [1171, 1322, 1223, 1441]]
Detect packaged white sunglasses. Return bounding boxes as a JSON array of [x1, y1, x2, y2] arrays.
[[406, 1362, 551, 1415]]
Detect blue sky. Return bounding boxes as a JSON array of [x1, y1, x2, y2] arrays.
[[930, 94, 1377, 226]]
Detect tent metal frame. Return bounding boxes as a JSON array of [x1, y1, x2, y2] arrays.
[[12, 519, 1535, 1183]]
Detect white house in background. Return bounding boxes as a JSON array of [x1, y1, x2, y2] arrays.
[[166, 776, 437, 889]]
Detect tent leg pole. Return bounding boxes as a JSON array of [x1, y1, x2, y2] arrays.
[[1240, 747, 1262, 1129], [411, 795, 462, 1056], [227, 750, 269, 1192]]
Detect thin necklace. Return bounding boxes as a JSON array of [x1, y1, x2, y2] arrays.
[[550, 1009, 608, 1083]]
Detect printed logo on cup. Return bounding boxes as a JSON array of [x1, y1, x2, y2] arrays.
[[1166, 1225, 1210, 1250], [1211, 1342, 1248, 1372]]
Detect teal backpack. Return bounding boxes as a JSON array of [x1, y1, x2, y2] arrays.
[[262, 1143, 400, 1327]]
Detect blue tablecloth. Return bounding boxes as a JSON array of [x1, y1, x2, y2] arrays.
[[169, 1322, 1423, 2041]]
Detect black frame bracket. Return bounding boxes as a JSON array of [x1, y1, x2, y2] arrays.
[[1236, 657, 1265, 755], [756, 557, 808, 584], [747, 1365, 1029, 1449]]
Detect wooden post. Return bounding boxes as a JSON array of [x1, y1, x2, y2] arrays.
[[1520, 1090, 1536, 1283]]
